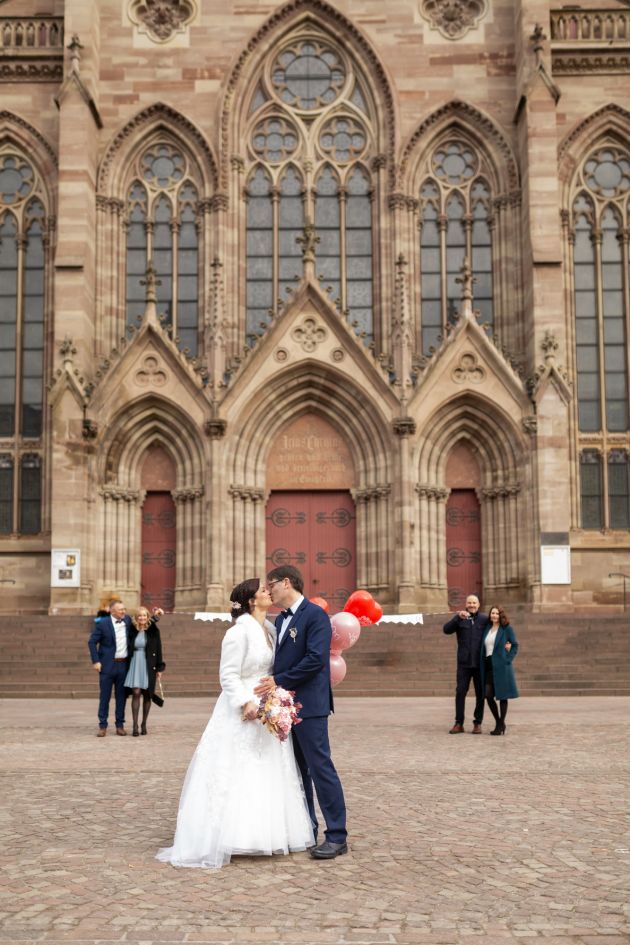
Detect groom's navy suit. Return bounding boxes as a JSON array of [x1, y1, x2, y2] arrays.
[[273, 598, 347, 844]]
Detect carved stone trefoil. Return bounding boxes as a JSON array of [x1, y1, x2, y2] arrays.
[[419, 0, 489, 40], [128, 0, 197, 45], [452, 351, 485, 385]]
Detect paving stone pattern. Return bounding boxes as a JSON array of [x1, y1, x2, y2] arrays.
[[1, 697, 629, 945]]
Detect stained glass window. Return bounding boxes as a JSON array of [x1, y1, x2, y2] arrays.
[[580, 450, 603, 529], [22, 200, 45, 438], [0, 151, 47, 536], [125, 145, 200, 355], [0, 212, 17, 437], [19, 453, 41, 534], [244, 32, 375, 346], [246, 167, 274, 345], [572, 193, 628, 434], [0, 454, 13, 534], [608, 450, 630, 529], [314, 166, 341, 306], [271, 41, 345, 110], [419, 141, 495, 354]]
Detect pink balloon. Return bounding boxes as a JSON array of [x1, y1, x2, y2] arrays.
[[330, 653, 347, 687], [330, 611, 361, 652]]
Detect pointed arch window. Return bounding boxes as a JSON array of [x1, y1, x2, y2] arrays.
[[0, 150, 48, 536], [571, 145, 630, 435], [125, 143, 200, 356], [580, 449, 603, 529], [243, 28, 377, 346], [579, 447, 630, 530], [419, 139, 495, 354]]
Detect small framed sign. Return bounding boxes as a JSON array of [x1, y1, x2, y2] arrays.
[[540, 545, 571, 585], [51, 549, 81, 588]]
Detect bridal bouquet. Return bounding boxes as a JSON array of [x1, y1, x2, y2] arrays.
[[257, 687, 302, 742]]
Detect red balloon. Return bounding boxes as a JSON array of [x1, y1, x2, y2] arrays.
[[330, 611, 361, 652], [330, 653, 347, 687], [357, 615, 373, 627], [365, 599, 383, 624], [344, 589, 374, 620], [309, 596, 330, 613]]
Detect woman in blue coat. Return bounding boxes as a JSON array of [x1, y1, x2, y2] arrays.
[[480, 606, 519, 735]]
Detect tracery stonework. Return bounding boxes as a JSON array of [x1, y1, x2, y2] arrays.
[[128, 0, 197, 44], [419, 0, 488, 40]]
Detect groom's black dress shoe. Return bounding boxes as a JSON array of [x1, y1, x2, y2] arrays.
[[310, 841, 348, 859]]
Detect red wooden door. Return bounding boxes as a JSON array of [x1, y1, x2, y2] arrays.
[[141, 492, 176, 611], [446, 489, 482, 610], [266, 491, 356, 613]]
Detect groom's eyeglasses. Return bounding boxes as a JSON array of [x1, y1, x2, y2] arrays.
[[267, 579, 284, 590]]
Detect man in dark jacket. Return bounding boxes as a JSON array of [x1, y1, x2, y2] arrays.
[[88, 599, 133, 736], [443, 594, 488, 734]]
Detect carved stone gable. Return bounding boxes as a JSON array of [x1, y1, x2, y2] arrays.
[[419, 0, 488, 40], [128, 0, 197, 45]]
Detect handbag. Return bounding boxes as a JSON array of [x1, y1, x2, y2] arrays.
[[151, 677, 165, 708]]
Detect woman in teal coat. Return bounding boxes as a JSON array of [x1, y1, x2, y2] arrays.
[[479, 606, 519, 735]]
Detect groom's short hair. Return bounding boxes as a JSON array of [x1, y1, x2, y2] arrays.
[[267, 565, 304, 594]]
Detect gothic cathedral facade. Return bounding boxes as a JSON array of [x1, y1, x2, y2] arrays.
[[1, 0, 629, 613]]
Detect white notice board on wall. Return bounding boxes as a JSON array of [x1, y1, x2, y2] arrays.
[[51, 549, 81, 588], [540, 545, 571, 584]]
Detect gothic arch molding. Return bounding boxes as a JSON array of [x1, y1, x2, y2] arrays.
[[414, 394, 527, 595], [100, 395, 205, 489], [399, 99, 519, 194], [96, 396, 206, 606], [97, 102, 218, 195], [558, 103, 630, 193], [417, 395, 524, 486], [224, 364, 394, 589], [0, 111, 57, 203], [229, 363, 392, 488], [218, 0, 397, 191]]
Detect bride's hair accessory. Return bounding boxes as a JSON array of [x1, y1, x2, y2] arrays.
[[230, 600, 241, 610]]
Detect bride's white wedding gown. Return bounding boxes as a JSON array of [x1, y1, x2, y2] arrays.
[[156, 613, 314, 869]]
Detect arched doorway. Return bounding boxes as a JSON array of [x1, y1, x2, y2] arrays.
[[266, 415, 356, 613], [140, 445, 176, 611], [445, 442, 482, 610]]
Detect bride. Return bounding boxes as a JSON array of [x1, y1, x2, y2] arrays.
[[156, 577, 314, 868]]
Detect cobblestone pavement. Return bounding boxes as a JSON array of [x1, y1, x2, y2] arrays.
[[1, 696, 629, 945]]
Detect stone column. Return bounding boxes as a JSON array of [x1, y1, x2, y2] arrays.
[[514, 3, 573, 609], [172, 486, 204, 610], [392, 417, 417, 611], [49, 8, 102, 614], [96, 487, 142, 606], [205, 419, 226, 609]]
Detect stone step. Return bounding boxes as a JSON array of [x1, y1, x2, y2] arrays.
[[3, 610, 630, 698]]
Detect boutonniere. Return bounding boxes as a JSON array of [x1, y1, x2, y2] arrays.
[[289, 628, 298, 642]]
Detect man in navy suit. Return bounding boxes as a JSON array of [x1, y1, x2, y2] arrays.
[[88, 599, 133, 737], [254, 565, 348, 860]]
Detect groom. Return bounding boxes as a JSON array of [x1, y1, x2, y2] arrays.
[[254, 565, 348, 860]]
